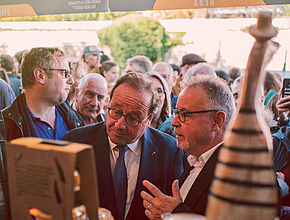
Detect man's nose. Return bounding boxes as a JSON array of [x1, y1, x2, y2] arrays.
[[114, 115, 127, 129], [90, 96, 99, 107], [171, 114, 180, 127], [67, 74, 74, 85]]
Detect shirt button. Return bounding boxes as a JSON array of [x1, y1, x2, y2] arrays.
[[8, 113, 11, 116], [48, 127, 51, 130]]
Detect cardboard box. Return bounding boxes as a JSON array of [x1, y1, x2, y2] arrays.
[[5, 137, 98, 220]]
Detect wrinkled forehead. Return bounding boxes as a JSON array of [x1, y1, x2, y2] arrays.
[[178, 86, 208, 107], [87, 78, 107, 90]]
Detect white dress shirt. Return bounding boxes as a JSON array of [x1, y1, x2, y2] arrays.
[[108, 138, 141, 218], [180, 142, 223, 201]]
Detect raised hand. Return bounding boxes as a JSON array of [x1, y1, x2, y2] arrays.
[[140, 179, 182, 220]]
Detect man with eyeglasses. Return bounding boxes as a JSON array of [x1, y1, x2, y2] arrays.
[[141, 75, 235, 218], [63, 72, 183, 220], [0, 47, 83, 141], [158, 64, 217, 138], [0, 47, 83, 218]]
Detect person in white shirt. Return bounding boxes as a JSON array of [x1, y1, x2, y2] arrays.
[[141, 75, 235, 218]]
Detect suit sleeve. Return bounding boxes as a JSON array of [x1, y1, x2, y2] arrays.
[[173, 148, 184, 180]]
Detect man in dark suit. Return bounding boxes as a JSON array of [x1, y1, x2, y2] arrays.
[[63, 72, 183, 220], [141, 75, 235, 218]]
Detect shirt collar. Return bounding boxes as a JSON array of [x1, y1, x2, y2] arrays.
[[187, 142, 223, 168], [98, 113, 105, 122], [26, 105, 39, 121], [27, 105, 59, 122], [109, 137, 141, 156]]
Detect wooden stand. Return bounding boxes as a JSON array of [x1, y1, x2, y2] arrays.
[[206, 11, 279, 220], [4, 137, 99, 220]]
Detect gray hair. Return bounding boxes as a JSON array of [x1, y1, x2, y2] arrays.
[[78, 73, 108, 91], [184, 75, 235, 126], [126, 55, 153, 73], [182, 64, 216, 88]]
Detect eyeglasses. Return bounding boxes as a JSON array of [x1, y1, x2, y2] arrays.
[[173, 109, 220, 123], [43, 68, 70, 78], [108, 107, 151, 127]]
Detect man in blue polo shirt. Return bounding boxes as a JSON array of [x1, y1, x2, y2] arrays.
[[1, 47, 83, 141]]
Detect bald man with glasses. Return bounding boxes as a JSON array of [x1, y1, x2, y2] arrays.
[[141, 75, 235, 218], [63, 72, 183, 220]]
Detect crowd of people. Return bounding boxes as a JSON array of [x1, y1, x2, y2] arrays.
[[0, 45, 289, 219]]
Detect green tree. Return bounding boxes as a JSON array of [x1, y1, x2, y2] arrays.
[[98, 15, 181, 71]]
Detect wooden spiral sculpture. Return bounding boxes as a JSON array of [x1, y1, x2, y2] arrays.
[[206, 11, 279, 220]]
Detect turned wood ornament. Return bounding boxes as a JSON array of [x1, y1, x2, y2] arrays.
[[206, 11, 279, 220]]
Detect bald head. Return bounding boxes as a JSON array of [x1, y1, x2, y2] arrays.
[[182, 64, 216, 87], [78, 73, 107, 91], [153, 62, 175, 92]]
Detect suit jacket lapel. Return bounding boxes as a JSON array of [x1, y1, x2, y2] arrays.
[[183, 147, 220, 208], [94, 123, 118, 219], [138, 129, 159, 180], [127, 128, 159, 217]]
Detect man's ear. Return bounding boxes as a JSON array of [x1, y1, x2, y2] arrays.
[[34, 68, 46, 85], [84, 55, 89, 63], [212, 111, 226, 131], [172, 75, 177, 87], [75, 87, 79, 98]]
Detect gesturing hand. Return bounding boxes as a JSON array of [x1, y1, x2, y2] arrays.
[[140, 179, 182, 220]]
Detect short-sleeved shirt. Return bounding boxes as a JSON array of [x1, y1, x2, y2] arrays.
[[27, 106, 68, 140]]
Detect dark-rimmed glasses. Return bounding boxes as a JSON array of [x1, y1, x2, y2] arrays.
[[43, 68, 70, 78], [173, 109, 220, 123], [108, 107, 151, 127]]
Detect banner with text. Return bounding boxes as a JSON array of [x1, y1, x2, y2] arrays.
[[0, 0, 289, 17]]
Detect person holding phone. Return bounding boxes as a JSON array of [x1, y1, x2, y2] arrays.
[[277, 78, 290, 126], [272, 86, 290, 213]]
